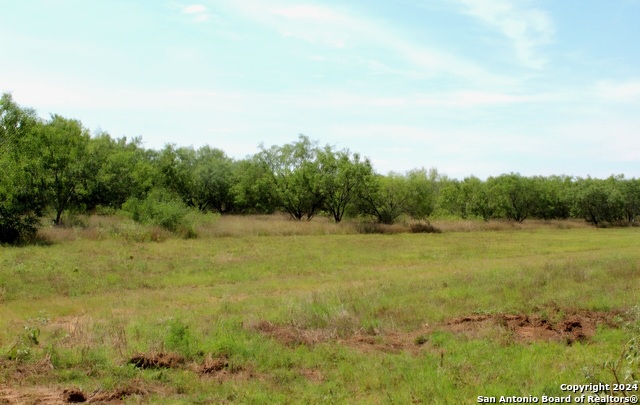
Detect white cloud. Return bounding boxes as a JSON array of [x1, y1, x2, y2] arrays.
[[222, 0, 509, 86], [182, 4, 210, 22], [455, 0, 554, 69], [183, 4, 206, 14], [594, 79, 640, 103], [274, 5, 343, 22]]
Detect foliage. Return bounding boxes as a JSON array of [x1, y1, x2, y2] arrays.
[[572, 177, 626, 226], [3, 94, 640, 238], [38, 115, 91, 225], [356, 172, 410, 224], [487, 173, 536, 222], [318, 146, 373, 223], [231, 157, 279, 214], [0, 94, 45, 243], [256, 135, 325, 220], [122, 188, 195, 237], [405, 168, 439, 220], [83, 133, 155, 211]]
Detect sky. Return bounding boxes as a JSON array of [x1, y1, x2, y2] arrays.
[[2, 0, 640, 179]]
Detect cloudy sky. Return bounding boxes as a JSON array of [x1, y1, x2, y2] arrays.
[[2, 0, 639, 178]]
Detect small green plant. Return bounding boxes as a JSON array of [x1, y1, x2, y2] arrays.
[[6, 325, 41, 361], [165, 318, 196, 358]]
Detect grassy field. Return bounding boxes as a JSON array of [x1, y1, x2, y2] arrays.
[[0, 215, 639, 404]]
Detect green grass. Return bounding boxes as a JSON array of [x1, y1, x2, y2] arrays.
[[0, 216, 639, 403]]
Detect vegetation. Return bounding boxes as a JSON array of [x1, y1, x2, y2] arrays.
[[0, 215, 638, 403], [1, 94, 639, 402], [2, 94, 640, 244]]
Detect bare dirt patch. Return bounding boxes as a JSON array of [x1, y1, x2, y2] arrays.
[[445, 309, 620, 345], [251, 320, 331, 347], [250, 308, 621, 355], [128, 352, 184, 369], [1, 386, 63, 405]]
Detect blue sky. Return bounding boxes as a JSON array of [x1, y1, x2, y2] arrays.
[[2, 0, 639, 178]]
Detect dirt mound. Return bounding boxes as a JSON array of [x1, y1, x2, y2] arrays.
[[446, 309, 618, 344], [196, 354, 246, 377], [251, 321, 330, 347], [128, 352, 184, 369], [89, 386, 147, 403]]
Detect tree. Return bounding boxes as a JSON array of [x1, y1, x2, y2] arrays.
[[83, 133, 155, 210], [405, 168, 439, 220], [232, 157, 279, 214], [39, 115, 91, 225], [157, 145, 202, 209], [621, 177, 640, 224], [158, 145, 244, 214], [194, 146, 237, 214], [356, 172, 410, 224], [487, 173, 536, 222], [257, 135, 325, 220], [318, 146, 373, 223], [0, 93, 45, 242], [529, 175, 572, 220], [462, 176, 496, 221], [572, 177, 625, 226]]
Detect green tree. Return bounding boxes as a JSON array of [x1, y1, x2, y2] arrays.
[[621, 177, 640, 224], [83, 133, 155, 210], [257, 135, 324, 220], [318, 146, 373, 223], [194, 146, 237, 214], [529, 175, 572, 220], [357, 172, 410, 224], [232, 157, 279, 214], [463, 176, 496, 221], [487, 173, 536, 222], [158, 145, 239, 214], [572, 177, 625, 225], [39, 115, 91, 225], [405, 168, 439, 220], [435, 178, 464, 218], [0, 93, 45, 242]]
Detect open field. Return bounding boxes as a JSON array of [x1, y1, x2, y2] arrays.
[[1, 215, 639, 404]]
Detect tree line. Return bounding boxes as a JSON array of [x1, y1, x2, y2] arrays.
[[2, 93, 639, 243]]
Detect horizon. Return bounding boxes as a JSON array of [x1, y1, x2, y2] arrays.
[[2, 1, 639, 179]]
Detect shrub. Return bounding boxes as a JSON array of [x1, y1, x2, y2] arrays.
[[0, 211, 39, 244], [121, 189, 196, 237], [410, 222, 442, 233]]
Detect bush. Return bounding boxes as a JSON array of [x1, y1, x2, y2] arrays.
[[0, 211, 39, 245], [121, 189, 196, 237], [410, 222, 442, 234]]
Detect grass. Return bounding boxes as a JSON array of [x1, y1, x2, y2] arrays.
[[0, 214, 639, 403]]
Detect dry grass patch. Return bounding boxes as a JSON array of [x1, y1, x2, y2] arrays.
[[197, 214, 357, 237], [432, 219, 591, 232]]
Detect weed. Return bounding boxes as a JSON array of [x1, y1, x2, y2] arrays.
[[414, 335, 428, 346], [6, 325, 40, 361]]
